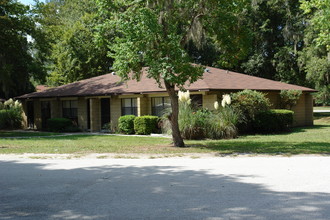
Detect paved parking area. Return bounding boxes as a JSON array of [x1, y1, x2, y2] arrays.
[[1, 156, 330, 219]]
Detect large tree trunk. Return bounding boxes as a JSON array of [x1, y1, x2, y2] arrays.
[[164, 80, 185, 147]]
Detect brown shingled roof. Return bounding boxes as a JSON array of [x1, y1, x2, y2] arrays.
[[17, 67, 316, 99], [36, 85, 49, 92]]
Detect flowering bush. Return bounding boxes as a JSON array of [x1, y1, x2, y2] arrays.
[[178, 91, 207, 139], [178, 90, 191, 104], [0, 99, 23, 129], [208, 96, 240, 139], [162, 91, 240, 140], [208, 107, 239, 139], [221, 94, 231, 107]]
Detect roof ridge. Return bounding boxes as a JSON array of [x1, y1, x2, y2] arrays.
[[16, 67, 316, 99]]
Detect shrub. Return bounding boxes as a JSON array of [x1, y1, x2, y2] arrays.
[[231, 90, 271, 132], [101, 122, 113, 132], [0, 109, 22, 129], [47, 118, 73, 132], [134, 116, 159, 135], [178, 101, 210, 140], [62, 125, 81, 132], [162, 91, 240, 140], [207, 106, 240, 139], [280, 90, 302, 109], [253, 109, 294, 133], [118, 115, 136, 134], [0, 99, 23, 129]]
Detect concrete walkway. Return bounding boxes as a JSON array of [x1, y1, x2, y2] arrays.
[[314, 109, 330, 113], [1, 156, 330, 219]]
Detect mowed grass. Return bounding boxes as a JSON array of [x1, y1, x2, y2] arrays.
[[187, 123, 330, 155], [0, 131, 61, 138], [1, 116, 330, 155], [314, 106, 330, 110], [0, 135, 175, 154]]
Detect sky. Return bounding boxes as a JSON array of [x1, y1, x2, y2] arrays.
[[18, 0, 44, 5]]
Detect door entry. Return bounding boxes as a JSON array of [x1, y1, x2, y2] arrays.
[[41, 101, 51, 129], [101, 98, 110, 128], [87, 99, 91, 130]]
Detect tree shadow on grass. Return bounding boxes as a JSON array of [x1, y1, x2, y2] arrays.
[[314, 112, 330, 120], [290, 124, 330, 134], [1, 160, 330, 219]]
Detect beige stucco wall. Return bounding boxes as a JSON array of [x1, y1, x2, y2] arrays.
[[21, 101, 28, 129], [138, 96, 148, 116], [110, 96, 121, 130], [291, 93, 314, 126], [305, 93, 314, 126], [203, 94, 217, 110], [90, 98, 101, 132], [78, 97, 87, 130]]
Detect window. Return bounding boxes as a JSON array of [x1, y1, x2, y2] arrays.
[[190, 94, 203, 109], [62, 100, 78, 124], [121, 98, 137, 116], [152, 97, 171, 117]]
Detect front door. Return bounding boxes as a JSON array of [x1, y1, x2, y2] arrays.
[[101, 98, 110, 128], [41, 101, 51, 130], [87, 99, 91, 130]]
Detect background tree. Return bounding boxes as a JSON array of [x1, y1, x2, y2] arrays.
[[36, 0, 112, 86], [98, 0, 250, 147], [300, 0, 330, 105], [0, 0, 45, 99], [237, 0, 308, 86]]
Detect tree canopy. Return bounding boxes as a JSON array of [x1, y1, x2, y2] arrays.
[[2, 0, 330, 144], [300, 0, 330, 105], [35, 0, 112, 86], [3, 0, 330, 103], [97, 0, 251, 147], [0, 0, 45, 99]]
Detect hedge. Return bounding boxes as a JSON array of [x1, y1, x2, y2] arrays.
[[253, 109, 294, 133], [47, 118, 73, 132], [134, 116, 159, 135], [118, 115, 136, 134]]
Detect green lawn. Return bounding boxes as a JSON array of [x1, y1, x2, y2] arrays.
[[1, 118, 330, 155]]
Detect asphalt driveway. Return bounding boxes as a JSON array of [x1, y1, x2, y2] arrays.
[[1, 156, 330, 220]]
